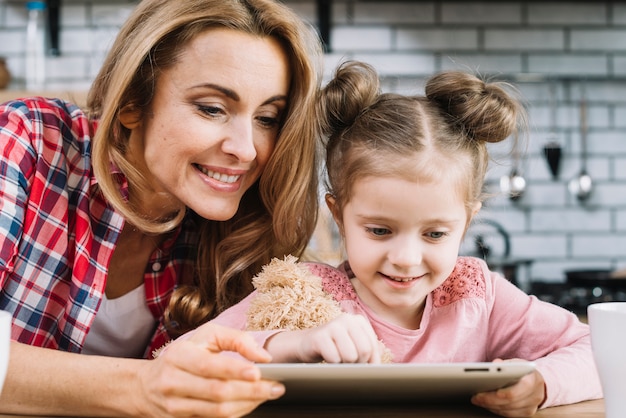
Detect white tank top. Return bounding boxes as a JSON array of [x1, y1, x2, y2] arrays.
[[82, 284, 156, 358]]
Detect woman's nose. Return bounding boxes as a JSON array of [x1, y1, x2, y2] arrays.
[[221, 118, 257, 162]]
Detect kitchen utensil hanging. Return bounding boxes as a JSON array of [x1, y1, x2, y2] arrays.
[[543, 81, 562, 180], [500, 144, 526, 201], [568, 85, 593, 202]]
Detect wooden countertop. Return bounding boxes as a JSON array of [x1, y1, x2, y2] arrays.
[[0, 398, 604, 417], [249, 398, 604, 417]]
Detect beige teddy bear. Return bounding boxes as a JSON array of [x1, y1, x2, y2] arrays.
[[246, 255, 393, 363]]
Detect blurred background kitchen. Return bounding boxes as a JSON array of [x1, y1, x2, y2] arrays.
[[1, 0, 626, 313]]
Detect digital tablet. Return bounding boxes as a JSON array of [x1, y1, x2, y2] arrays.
[[258, 361, 535, 404]]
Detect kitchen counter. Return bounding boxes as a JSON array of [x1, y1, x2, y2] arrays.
[[0, 90, 87, 107], [0, 399, 606, 418], [249, 399, 605, 417]]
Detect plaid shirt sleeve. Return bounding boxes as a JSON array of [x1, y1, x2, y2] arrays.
[[0, 98, 197, 356], [0, 97, 119, 351]]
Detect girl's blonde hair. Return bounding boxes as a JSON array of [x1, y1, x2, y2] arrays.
[[319, 61, 525, 221], [88, 0, 323, 334]]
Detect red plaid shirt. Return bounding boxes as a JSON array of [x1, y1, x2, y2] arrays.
[[0, 97, 198, 358]]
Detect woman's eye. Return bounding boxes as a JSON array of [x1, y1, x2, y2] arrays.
[[257, 115, 280, 128], [197, 105, 223, 117], [367, 227, 389, 237]]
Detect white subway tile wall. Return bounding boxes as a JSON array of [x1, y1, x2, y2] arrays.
[[1, 0, 626, 282]]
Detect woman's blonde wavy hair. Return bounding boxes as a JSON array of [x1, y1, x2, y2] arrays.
[[87, 0, 323, 335]]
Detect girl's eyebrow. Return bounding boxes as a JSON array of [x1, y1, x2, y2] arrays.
[[190, 83, 287, 105], [424, 218, 464, 225], [357, 212, 462, 225]]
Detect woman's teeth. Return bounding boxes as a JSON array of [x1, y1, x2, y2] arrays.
[[197, 166, 240, 184]]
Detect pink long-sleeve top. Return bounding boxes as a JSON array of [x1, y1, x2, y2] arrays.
[[209, 256, 602, 408]]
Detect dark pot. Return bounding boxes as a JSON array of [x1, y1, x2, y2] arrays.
[[565, 269, 626, 290]]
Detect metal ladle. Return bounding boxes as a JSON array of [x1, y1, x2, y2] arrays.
[[543, 81, 562, 180], [500, 143, 526, 201], [568, 94, 593, 202], [500, 167, 526, 201]]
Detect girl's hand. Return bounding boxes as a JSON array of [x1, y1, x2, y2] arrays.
[[137, 322, 285, 418], [471, 359, 546, 418], [266, 313, 383, 364]]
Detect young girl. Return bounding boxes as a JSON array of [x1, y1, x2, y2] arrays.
[[207, 61, 603, 417]]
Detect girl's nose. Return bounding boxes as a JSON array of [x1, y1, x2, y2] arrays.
[[387, 237, 423, 268], [221, 118, 257, 162]]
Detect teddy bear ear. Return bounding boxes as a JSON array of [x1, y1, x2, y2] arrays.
[[252, 255, 306, 291]]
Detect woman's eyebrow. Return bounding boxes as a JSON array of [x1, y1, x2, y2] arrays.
[[190, 84, 287, 106], [191, 83, 240, 101], [264, 95, 288, 106]]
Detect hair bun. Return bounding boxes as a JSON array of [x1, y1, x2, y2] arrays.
[[425, 71, 522, 144], [318, 61, 380, 138]]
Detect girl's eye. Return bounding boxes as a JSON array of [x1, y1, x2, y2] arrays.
[[366, 227, 390, 237], [427, 231, 447, 239]]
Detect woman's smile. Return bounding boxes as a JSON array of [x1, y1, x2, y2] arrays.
[[194, 164, 242, 185], [124, 28, 290, 221], [194, 164, 248, 194]]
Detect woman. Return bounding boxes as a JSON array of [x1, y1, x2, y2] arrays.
[[0, 0, 322, 416]]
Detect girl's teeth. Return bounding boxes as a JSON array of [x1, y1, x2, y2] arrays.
[[390, 276, 414, 282]]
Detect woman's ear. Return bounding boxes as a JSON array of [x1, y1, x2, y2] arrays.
[[118, 105, 142, 129]]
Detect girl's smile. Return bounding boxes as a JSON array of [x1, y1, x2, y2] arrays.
[[331, 169, 468, 329], [385, 274, 419, 283]]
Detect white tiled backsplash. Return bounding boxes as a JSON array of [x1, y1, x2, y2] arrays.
[[3, 0, 626, 282]]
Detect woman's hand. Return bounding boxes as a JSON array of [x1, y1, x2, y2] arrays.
[[471, 359, 546, 417], [138, 322, 285, 418], [266, 313, 383, 364]]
